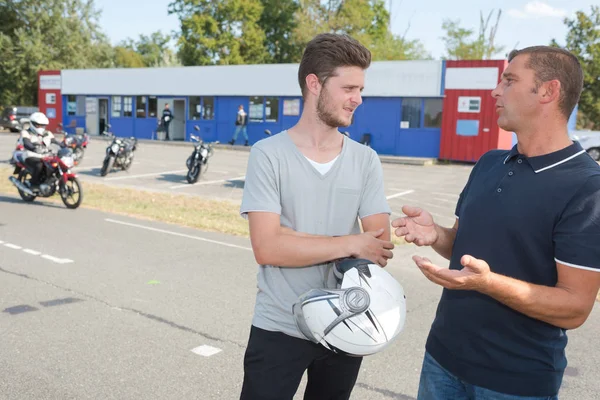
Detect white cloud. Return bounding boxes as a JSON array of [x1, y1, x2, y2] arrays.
[[507, 1, 567, 19]]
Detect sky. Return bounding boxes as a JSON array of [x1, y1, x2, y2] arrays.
[[96, 0, 597, 60]]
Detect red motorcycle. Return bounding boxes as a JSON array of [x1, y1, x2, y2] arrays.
[[9, 147, 83, 209]]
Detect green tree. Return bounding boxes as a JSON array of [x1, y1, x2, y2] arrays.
[[113, 47, 146, 68], [551, 6, 600, 129], [168, 0, 269, 66], [0, 0, 114, 106], [117, 31, 179, 67], [441, 9, 504, 60], [292, 0, 428, 62], [258, 0, 301, 63]]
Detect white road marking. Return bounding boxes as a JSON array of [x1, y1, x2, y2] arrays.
[[105, 218, 253, 251], [104, 169, 188, 181], [23, 249, 42, 255], [386, 190, 415, 200], [169, 175, 246, 190], [431, 191, 459, 198], [191, 345, 222, 357], [41, 255, 74, 264], [1, 240, 74, 264]]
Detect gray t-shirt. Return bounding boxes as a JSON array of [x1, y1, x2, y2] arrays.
[[240, 130, 391, 339]]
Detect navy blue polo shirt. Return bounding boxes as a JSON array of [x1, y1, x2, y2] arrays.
[[426, 141, 600, 397]]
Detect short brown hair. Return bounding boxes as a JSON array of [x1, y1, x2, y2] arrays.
[[508, 46, 583, 120], [298, 33, 371, 98]]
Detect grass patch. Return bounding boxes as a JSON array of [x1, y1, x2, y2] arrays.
[[0, 166, 406, 245], [0, 167, 249, 236]]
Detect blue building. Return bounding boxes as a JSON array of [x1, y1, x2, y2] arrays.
[[39, 61, 448, 157]]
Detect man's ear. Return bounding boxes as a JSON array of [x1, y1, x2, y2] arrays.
[[305, 74, 321, 97], [540, 79, 561, 105]]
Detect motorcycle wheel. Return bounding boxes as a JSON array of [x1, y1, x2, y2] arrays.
[[100, 156, 114, 176], [17, 170, 37, 202], [186, 164, 201, 184], [122, 155, 133, 171], [60, 177, 83, 209]]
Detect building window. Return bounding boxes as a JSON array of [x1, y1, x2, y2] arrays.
[[112, 96, 121, 117], [203, 97, 214, 120], [67, 95, 77, 116], [136, 96, 147, 118], [123, 96, 133, 117], [76, 96, 86, 116], [401, 98, 421, 129], [424, 98, 443, 128], [189, 96, 201, 120], [249, 96, 264, 122], [148, 96, 157, 118], [265, 97, 279, 122]]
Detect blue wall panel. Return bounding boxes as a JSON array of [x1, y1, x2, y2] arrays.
[[186, 120, 217, 142], [135, 119, 158, 139], [396, 129, 441, 157], [359, 97, 400, 155], [110, 118, 134, 138]]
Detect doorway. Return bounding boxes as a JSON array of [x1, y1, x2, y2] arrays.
[[157, 98, 186, 141], [98, 98, 108, 135], [172, 100, 185, 140], [85, 97, 98, 136]]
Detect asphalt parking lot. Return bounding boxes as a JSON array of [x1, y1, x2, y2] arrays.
[[0, 133, 471, 227], [1, 130, 599, 399]]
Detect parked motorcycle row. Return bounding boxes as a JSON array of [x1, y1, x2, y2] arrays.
[[8, 122, 218, 209]]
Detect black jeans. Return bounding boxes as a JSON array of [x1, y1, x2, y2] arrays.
[[240, 326, 363, 400], [24, 158, 43, 185]]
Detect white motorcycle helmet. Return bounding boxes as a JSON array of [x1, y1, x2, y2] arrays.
[[28, 112, 50, 136], [292, 258, 406, 357]]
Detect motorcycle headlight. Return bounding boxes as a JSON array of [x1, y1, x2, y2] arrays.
[[200, 148, 208, 158], [111, 143, 120, 153], [61, 156, 74, 168]]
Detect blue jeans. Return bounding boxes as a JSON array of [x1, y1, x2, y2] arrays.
[[417, 352, 558, 400], [232, 125, 248, 141]]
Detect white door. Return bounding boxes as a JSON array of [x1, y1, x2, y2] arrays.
[[85, 97, 99, 136]]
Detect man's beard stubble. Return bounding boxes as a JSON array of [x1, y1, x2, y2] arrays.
[[316, 89, 348, 128]]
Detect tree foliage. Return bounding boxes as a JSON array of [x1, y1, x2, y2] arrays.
[[0, 0, 113, 106], [167, 0, 269, 66], [551, 6, 600, 129], [115, 31, 180, 67], [441, 9, 504, 60]]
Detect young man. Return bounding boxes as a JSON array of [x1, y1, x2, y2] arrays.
[[229, 105, 249, 146], [239, 33, 394, 400], [393, 46, 600, 399]]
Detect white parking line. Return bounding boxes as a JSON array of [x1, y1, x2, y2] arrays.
[[41, 255, 74, 264], [386, 190, 414, 200], [169, 175, 246, 190], [105, 169, 188, 181], [191, 345, 222, 357], [23, 249, 42, 255], [105, 218, 253, 251], [431, 191, 459, 198], [2, 240, 74, 264]]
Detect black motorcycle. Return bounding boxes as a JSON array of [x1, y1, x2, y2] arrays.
[[185, 126, 215, 184], [100, 125, 138, 176]]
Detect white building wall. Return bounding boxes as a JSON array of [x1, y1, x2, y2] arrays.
[[60, 60, 444, 98]]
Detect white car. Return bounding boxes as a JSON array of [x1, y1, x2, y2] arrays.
[[570, 130, 600, 161]]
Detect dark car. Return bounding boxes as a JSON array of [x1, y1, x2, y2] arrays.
[[1, 106, 39, 132]]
